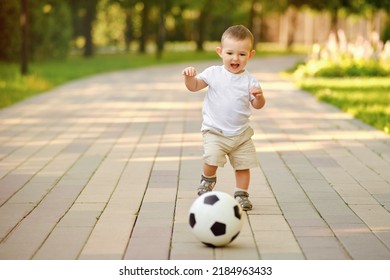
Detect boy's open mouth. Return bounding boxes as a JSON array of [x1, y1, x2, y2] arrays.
[[231, 63, 240, 69]]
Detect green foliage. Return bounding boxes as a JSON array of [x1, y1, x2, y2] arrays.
[[293, 30, 390, 78], [294, 59, 390, 77], [383, 22, 390, 42], [293, 29, 390, 133], [94, 0, 127, 48], [297, 77, 390, 134], [29, 0, 73, 61], [0, 50, 217, 109], [0, 0, 72, 62]]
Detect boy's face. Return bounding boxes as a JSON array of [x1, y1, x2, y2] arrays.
[[216, 37, 255, 74]]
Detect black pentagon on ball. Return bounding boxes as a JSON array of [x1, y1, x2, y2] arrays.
[[210, 221, 226, 236], [189, 213, 196, 228], [204, 194, 219, 205], [233, 205, 241, 219]]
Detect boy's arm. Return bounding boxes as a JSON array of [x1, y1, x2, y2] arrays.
[[250, 87, 265, 109], [182, 67, 208, 92]]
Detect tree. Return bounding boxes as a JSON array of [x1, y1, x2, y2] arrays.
[[112, 0, 139, 52], [156, 0, 166, 59], [21, 0, 28, 74], [138, 1, 150, 53], [285, 0, 317, 49], [364, 0, 390, 40], [0, 0, 72, 72], [248, 0, 262, 45], [28, 0, 72, 61], [0, 1, 21, 62], [83, 0, 98, 57], [69, 0, 99, 57], [305, 0, 362, 40], [184, 0, 243, 51], [128, 0, 173, 55], [196, 0, 215, 51]]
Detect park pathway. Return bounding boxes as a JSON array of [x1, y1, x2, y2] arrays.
[[0, 56, 390, 260]]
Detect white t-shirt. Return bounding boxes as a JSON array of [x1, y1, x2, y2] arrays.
[[197, 65, 261, 136]]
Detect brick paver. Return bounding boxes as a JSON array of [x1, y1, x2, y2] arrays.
[[1, 56, 390, 259]]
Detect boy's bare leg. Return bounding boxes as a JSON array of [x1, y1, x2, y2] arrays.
[[203, 163, 218, 177], [235, 169, 250, 190]]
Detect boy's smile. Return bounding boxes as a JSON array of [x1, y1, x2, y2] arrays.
[[216, 37, 255, 74], [231, 63, 240, 70]]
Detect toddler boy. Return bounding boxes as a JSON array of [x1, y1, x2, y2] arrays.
[[182, 25, 265, 210]]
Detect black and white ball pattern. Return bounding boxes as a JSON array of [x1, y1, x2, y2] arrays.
[[189, 191, 243, 247]]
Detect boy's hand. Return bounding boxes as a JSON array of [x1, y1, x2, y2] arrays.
[[182, 67, 197, 77], [250, 87, 265, 109], [250, 87, 263, 99], [182, 66, 207, 92]]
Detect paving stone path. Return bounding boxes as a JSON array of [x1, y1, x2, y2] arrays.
[[1, 56, 390, 260]]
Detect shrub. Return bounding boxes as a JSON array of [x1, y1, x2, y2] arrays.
[[0, 1, 72, 63], [294, 30, 390, 78], [29, 0, 72, 61]]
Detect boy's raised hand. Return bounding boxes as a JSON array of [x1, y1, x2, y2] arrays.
[[182, 67, 197, 77], [250, 87, 263, 99], [182, 66, 207, 92]]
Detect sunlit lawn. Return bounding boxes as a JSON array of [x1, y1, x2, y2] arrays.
[[297, 77, 390, 134], [0, 51, 218, 109], [2, 49, 389, 135], [0, 44, 299, 109]]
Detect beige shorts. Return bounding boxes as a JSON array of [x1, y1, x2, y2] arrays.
[[202, 127, 258, 170]]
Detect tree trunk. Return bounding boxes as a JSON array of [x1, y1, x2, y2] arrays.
[[249, 0, 261, 47], [196, 9, 206, 51], [139, 1, 150, 54], [286, 6, 298, 50], [20, 0, 28, 75], [248, 0, 256, 31], [83, 0, 97, 57], [196, 0, 213, 52], [156, 2, 166, 59], [330, 7, 339, 42], [124, 9, 133, 53]]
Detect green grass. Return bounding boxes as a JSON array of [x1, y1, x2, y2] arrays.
[[0, 43, 300, 110], [2, 50, 389, 135], [297, 77, 390, 134], [0, 51, 220, 109]]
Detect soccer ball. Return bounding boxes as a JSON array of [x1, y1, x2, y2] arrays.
[[188, 191, 243, 247]]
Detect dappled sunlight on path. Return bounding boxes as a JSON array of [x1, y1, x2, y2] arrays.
[[0, 56, 390, 260]]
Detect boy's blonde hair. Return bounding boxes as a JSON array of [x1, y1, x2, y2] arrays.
[[221, 25, 254, 49]]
